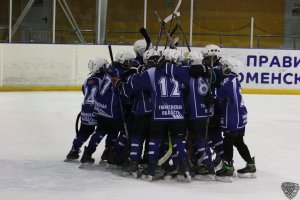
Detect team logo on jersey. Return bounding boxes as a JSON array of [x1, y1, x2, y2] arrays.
[[281, 182, 299, 199]]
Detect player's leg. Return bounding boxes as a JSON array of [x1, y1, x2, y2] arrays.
[[216, 131, 236, 182], [65, 123, 95, 161], [170, 120, 192, 182], [123, 114, 151, 177], [234, 128, 256, 178], [189, 119, 215, 181], [208, 126, 224, 171], [79, 117, 108, 166], [106, 118, 128, 167], [141, 121, 164, 181]]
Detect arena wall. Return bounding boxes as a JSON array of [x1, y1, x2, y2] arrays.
[[0, 43, 299, 94]]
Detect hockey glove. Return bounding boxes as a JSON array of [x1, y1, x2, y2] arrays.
[[115, 79, 125, 91], [189, 64, 209, 78], [111, 77, 124, 91], [120, 67, 138, 80], [213, 68, 224, 88]]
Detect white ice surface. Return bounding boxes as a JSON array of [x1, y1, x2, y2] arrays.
[[0, 92, 299, 200]]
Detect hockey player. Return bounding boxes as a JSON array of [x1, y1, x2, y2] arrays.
[[162, 50, 215, 181], [65, 57, 109, 162], [201, 44, 225, 171], [213, 57, 256, 182], [121, 40, 153, 177], [114, 49, 191, 182], [79, 51, 135, 168]]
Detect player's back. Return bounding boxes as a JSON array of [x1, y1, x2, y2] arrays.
[[81, 74, 104, 125], [94, 64, 125, 119], [147, 67, 185, 120]]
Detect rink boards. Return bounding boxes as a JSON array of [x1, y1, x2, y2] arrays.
[[0, 44, 299, 94]]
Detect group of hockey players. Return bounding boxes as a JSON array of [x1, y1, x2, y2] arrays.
[[64, 39, 257, 183]]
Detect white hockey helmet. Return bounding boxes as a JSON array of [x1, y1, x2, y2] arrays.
[[187, 51, 203, 65], [163, 48, 175, 62], [202, 44, 222, 67], [170, 49, 186, 65], [88, 57, 110, 74], [134, 39, 152, 57], [202, 44, 221, 59], [115, 51, 135, 67], [143, 48, 159, 64], [219, 56, 242, 76]]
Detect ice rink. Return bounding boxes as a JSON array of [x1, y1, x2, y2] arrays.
[[0, 92, 299, 200]]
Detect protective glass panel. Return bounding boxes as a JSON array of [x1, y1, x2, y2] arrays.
[[193, 0, 285, 48], [105, 0, 144, 45], [0, 1, 9, 42], [55, 0, 96, 44], [0, 0, 21, 42]]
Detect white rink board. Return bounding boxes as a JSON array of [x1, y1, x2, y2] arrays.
[[2, 44, 77, 86], [0, 44, 299, 92], [219, 48, 300, 90]]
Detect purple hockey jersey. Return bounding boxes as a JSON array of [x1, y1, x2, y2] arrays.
[[81, 74, 104, 125], [164, 64, 214, 120], [94, 64, 125, 119], [216, 75, 248, 131], [125, 65, 185, 120]]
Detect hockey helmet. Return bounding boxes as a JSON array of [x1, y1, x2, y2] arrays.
[[115, 51, 135, 67], [134, 39, 152, 57], [88, 57, 110, 74], [219, 56, 241, 76]]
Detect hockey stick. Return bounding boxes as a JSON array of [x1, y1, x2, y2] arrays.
[[75, 112, 81, 135], [155, 27, 163, 51], [139, 28, 151, 51], [170, 24, 179, 37], [173, 0, 182, 15], [205, 59, 214, 141], [108, 45, 114, 63], [173, 14, 191, 52], [161, 0, 181, 49], [164, 13, 176, 49], [158, 131, 172, 166], [165, 23, 179, 49], [154, 11, 178, 46], [155, 0, 181, 50], [164, 12, 181, 24], [107, 45, 129, 138], [155, 11, 181, 50], [170, 36, 179, 49]]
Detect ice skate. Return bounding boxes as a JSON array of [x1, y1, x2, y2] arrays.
[[139, 156, 148, 170], [141, 163, 165, 182], [237, 157, 256, 178], [79, 146, 95, 169], [194, 164, 215, 181], [215, 161, 234, 183], [64, 147, 81, 162], [122, 161, 139, 178], [175, 158, 192, 183], [106, 147, 128, 169], [213, 155, 223, 171], [99, 148, 110, 166], [162, 162, 178, 180]]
